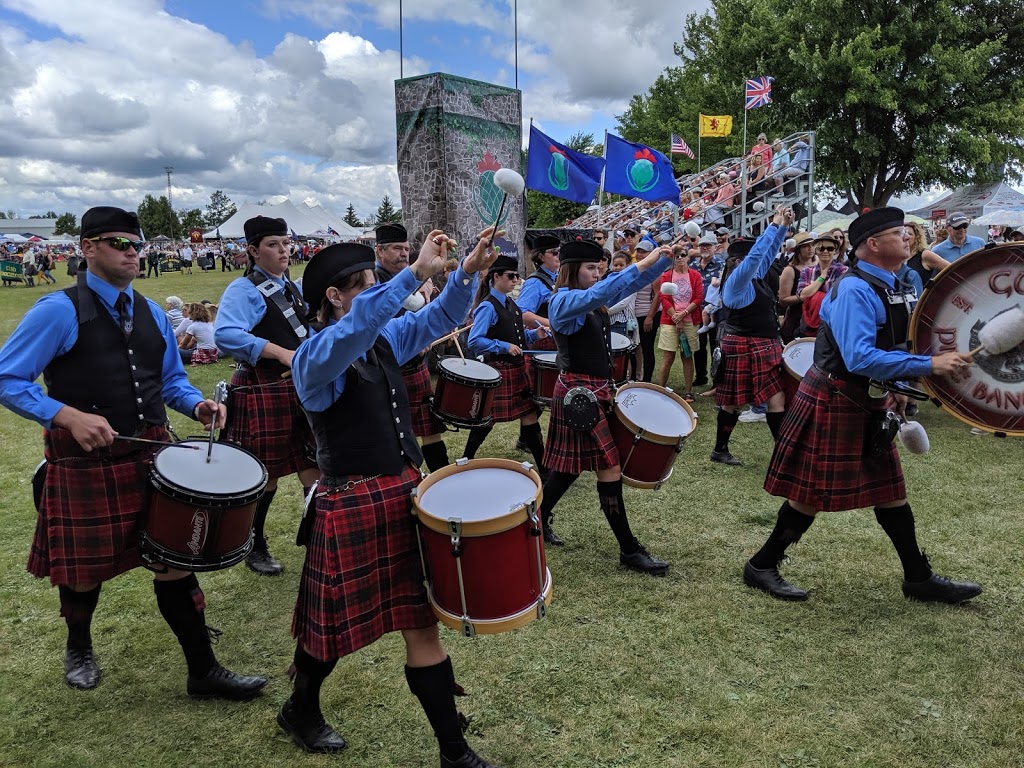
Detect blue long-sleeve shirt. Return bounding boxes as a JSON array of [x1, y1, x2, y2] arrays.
[[467, 288, 539, 355], [723, 223, 787, 309], [214, 266, 291, 365], [517, 266, 557, 315], [819, 260, 933, 381], [548, 257, 672, 335], [292, 264, 478, 412], [0, 271, 204, 427]]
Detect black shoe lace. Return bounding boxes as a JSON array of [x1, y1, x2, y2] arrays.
[[205, 625, 223, 644]]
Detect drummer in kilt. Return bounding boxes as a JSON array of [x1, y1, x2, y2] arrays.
[[744, 207, 982, 603], [374, 222, 453, 472], [0, 206, 267, 698], [215, 215, 320, 575], [517, 234, 560, 351], [280, 229, 503, 767], [463, 254, 549, 471], [538, 239, 673, 574]]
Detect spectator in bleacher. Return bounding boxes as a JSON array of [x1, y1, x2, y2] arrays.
[[592, 228, 610, 256], [768, 139, 790, 193], [705, 173, 736, 228], [778, 232, 815, 343], [749, 133, 773, 166], [745, 155, 769, 206], [931, 212, 985, 262], [781, 135, 811, 179], [621, 227, 640, 260], [714, 227, 731, 255]]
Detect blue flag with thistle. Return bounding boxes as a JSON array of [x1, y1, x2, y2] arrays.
[[603, 133, 680, 203], [525, 124, 605, 205]]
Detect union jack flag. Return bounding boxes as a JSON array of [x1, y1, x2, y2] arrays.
[[670, 133, 695, 159], [745, 76, 774, 110]]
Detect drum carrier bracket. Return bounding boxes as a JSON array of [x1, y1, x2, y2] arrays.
[[445, 517, 476, 638]]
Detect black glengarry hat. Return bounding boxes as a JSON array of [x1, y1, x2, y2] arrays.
[[559, 239, 605, 264], [375, 223, 408, 245], [302, 243, 377, 316], [848, 207, 904, 251], [726, 238, 755, 259], [81, 206, 141, 239], [244, 216, 288, 243], [490, 255, 519, 274]]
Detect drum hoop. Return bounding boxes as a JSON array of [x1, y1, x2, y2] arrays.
[[612, 382, 697, 444], [140, 531, 254, 573], [412, 458, 542, 536], [531, 353, 560, 369], [427, 568, 553, 635], [150, 442, 269, 507], [438, 357, 501, 387], [782, 338, 815, 381]]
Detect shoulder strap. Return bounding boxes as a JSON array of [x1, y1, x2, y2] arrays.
[[529, 270, 554, 290], [247, 271, 308, 339]]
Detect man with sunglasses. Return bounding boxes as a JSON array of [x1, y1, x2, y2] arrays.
[[931, 212, 985, 263], [0, 206, 267, 698]]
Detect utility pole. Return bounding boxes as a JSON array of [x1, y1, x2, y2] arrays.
[[164, 166, 176, 241]]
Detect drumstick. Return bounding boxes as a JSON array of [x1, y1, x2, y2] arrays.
[[206, 381, 228, 463], [452, 331, 467, 363], [115, 435, 201, 450], [427, 324, 473, 350]]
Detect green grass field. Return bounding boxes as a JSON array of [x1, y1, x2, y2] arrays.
[[0, 267, 1022, 768]]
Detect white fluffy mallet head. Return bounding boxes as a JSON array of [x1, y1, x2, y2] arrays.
[[785, 238, 797, 250], [977, 307, 1024, 355], [898, 420, 930, 454], [753, 201, 765, 212], [403, 292, 426, 312], [660, 281, 678, 296], [682, 220, 702, 238], [493, 168, 526, 197]]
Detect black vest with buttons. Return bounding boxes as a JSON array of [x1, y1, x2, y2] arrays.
[[45, 281, 167, 436], [247, 271, 308, 375], [303, 336, 423, 476], [483, 294, 527, 363], [553, 310, 613, 379], [525, 271, 555, 318], [721, 276, 780, 338]]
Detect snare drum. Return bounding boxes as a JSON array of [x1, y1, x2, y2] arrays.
[[781, 337, 816, 403], [608, 382, 697, 489], [610, 331, 636, 385], [142, 441, 268, 572], [530, 352, 560, 408], [431, 357, 501, 429], [412, 458, 551, 637]]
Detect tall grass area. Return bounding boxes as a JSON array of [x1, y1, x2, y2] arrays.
[[0, 267, 1021, 767]]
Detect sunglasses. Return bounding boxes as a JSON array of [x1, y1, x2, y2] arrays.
[[499, 271, 520, 280], [817, 246, 836, 253], [89, 236, 144, 252], [544, 248, 560, 255], [951, 224, 968, 230]]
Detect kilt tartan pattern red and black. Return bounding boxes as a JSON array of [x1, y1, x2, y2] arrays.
[[488, 359, 538, 422], [402, 356, 446, 437], [764, 368, 906, 511], [542, 372, 618, 474], [223, 364, 316, 479], [530, 335, 557, 352], [29, 425, 168, 585], [292, 464, 436, 662], [715, 334, 785, 408]]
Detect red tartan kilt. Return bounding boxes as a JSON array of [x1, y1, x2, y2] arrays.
[[223, 365, 316, 479], [764, 368, 906, 511], [716, 334, 785, 407], [190, 347, 219, 365], [402, 358, 446, 437], [530, 335, 557, 351], [488, 359, 537, 422], [292, 465, 436, 661], [542, 373, 619, 474], [29, 425, 168, 585]]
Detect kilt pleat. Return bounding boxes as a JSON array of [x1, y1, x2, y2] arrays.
[[542, 373, 619, 474], [488, 360, 537, 423], [402, 358, 447, 437], [715, 334, 785, 408]]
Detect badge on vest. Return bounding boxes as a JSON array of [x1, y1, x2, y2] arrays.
[[282, 306, 308, 337], [256, 281, 282, 297]]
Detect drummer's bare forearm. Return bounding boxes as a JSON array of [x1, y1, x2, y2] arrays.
[[523, 312, 549, 328], [260, 342, 294, 367]]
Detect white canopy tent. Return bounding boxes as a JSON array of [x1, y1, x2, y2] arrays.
[[907, 180, 1024, 221], [203, 200, 361, 240]]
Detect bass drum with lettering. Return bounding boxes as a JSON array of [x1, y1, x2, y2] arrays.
[[909, 243, 1024, 436]]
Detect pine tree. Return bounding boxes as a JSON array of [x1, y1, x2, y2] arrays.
[[343, 203, 362, 228]]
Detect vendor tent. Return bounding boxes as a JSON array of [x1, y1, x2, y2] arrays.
[[907, 180, 1024, 221], [203, 200, 360, 240]]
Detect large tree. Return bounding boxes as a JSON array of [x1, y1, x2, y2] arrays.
[[53, 212, 78, 236], [137, 194, 179, 240], [178, 208, 207, 237], [205, 190, 237, 229], [343, 203, 362, 228], [373, 195, 402, 226], [526, 131, 602, 229], [619, 0, 1024, 208]]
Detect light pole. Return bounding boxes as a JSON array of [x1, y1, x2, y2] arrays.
[[164, 166, 176, 242]]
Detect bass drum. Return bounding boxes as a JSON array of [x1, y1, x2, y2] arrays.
[[909, 243, 1024, 436]]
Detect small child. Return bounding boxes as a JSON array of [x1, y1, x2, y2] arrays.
[[697, 276, 721, 334]]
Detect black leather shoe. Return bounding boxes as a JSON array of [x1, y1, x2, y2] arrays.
[[246, 539, 284, 576], [441, 747, 500, 768], [693, 378, 709, 387], [619, 543, 670, 576], [743, 560, 808, 601], [187, 664, 268, 700], [542, 525, 565, 546], [514, 438, 528, 453], [902, 573, 982, 604], [64, 646, 101, 690], [277, 697, 347, 753], [710, 450, 743, 466]]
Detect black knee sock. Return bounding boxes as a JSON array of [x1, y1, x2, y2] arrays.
[[715, 409, 740, 452], [291, 646, 338, 717], [766, 411, 786, 440], [59, 584, 101, 650], [405, 657, 468, 761], [252, 488, 277, 546], [422, 441, 450, 473], [519, 422, 546, 471], [462, 425, 493, 460], [540, 471, 579, 526], [154, 574, 217, 678], [597, 479, 639, 553], [749, 501, 816, 569], [875, 503, 931, 581]]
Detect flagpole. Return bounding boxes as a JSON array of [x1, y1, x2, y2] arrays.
[[740, 83, 750, 236], [597, 129, 607, 227], [697, 114, 702, 169]]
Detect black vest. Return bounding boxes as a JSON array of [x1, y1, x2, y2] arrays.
[[814, 266, 913, 387], [721, 276, 780, 338], [906, 250, 934, 289], [304, 337, 423, 476], [483, 294, 527, 363], [553, 311, 612, 378], [525, 271, 555, 318], [247, 271, 308, 374], [45, 280, 167, 437]]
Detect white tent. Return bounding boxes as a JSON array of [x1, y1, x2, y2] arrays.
[[203, 200, 361, 240], [907, 180, 1024, 221]]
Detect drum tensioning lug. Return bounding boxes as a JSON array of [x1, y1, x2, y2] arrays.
[[536, 600, 547, 621], [674, 436, 686, 453], [460, 617, 476, 638], [448, 519, 463, 557], [526, 499, 540, 535], [520, 461, 534, 473], [455, 457, 470, 467]]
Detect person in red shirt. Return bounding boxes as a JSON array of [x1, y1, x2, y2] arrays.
[[653, 243, 704, 400]]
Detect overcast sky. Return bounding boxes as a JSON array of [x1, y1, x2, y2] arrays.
[[0, 0, 717, 223]]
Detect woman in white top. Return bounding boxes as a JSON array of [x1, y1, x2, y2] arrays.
[[180, 304, 220, 365]]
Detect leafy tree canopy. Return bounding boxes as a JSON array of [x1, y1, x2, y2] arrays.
[[137, 194, 179, 240], [54, 212, 78, 236], [205, 190, 237, 229]]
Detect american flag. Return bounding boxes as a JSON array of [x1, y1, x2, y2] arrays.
[[670, 133, 695, 159], [745, 76, 774, 110]]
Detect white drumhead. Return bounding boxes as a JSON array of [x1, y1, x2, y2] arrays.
[[418, 468, 538, 522], [783, 338, 815, 378], [439, 357, 500, 381], [153, 441, 266, 494], [610, 332, 632, 351], [534, 352, 558, 366], [615, 386, 693, 437]]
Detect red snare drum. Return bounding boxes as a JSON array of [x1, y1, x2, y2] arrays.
[[431, 357, 501, 429], [412, 458, 551, 637], [530, 352, 560, 408], [781, 337, 815, 403], [609, 382, 697, 489], [142, 441, 268, 572], [610, 331, 636, 385]]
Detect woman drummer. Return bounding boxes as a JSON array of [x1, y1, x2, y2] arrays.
[[280, 229, 502, 768], [517, 234, 560, 349], [538, 239, 673, 575], [463, 254, 548, 471]]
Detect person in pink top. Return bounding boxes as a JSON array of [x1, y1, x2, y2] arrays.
[[653, 243, 704, 400], [749, 133, 773, 166]]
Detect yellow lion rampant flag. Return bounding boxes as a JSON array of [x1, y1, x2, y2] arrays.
[[699, 114, 733, 137]]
